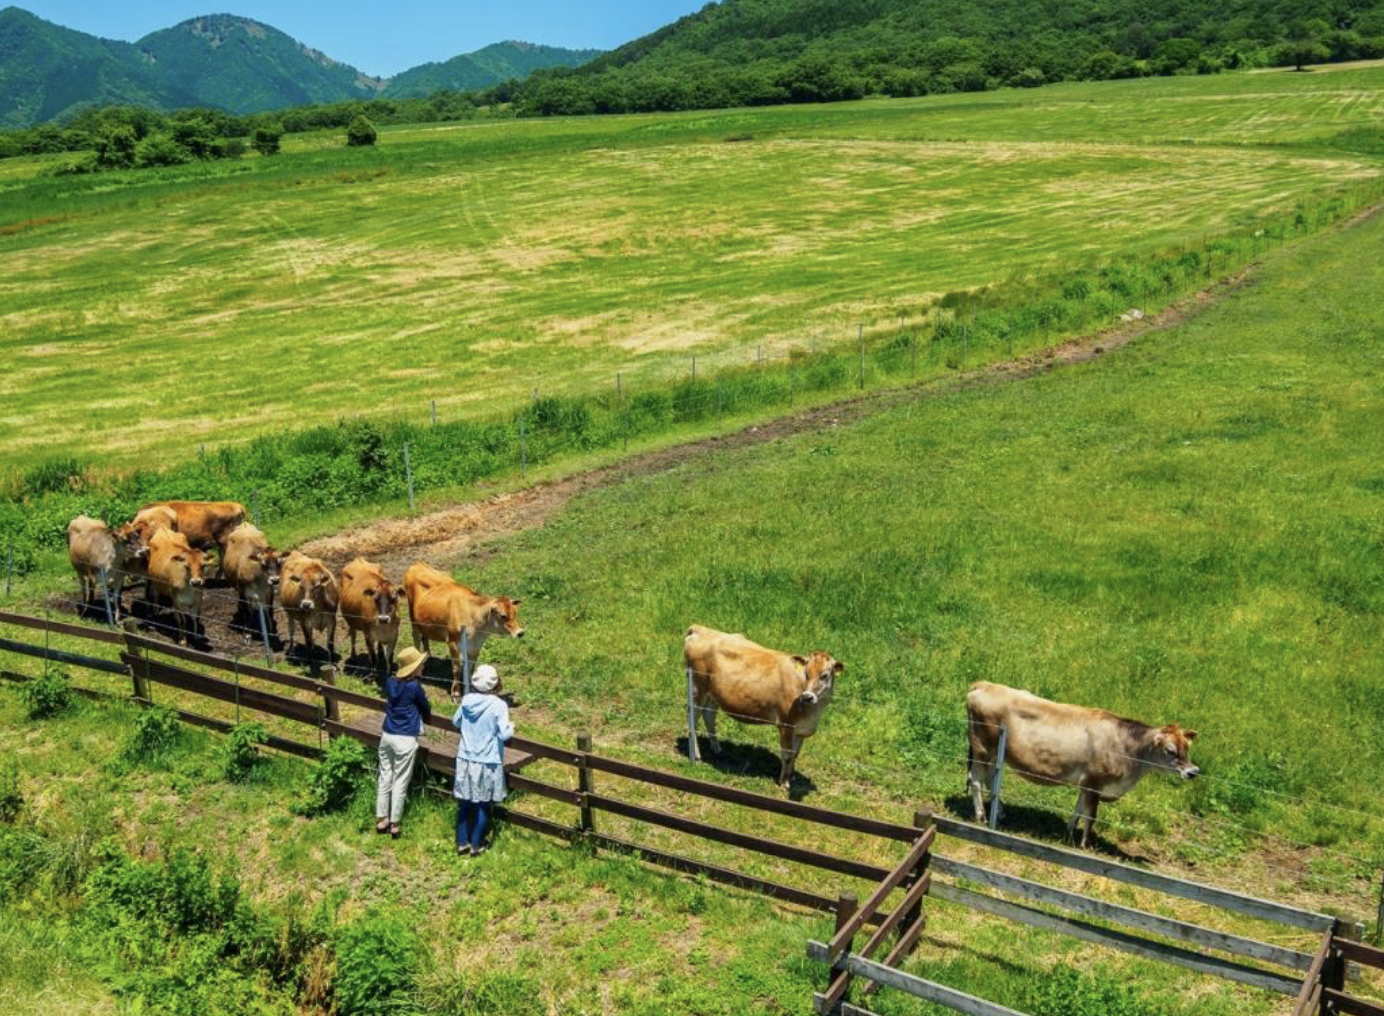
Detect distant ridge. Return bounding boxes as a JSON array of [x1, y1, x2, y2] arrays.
[[0, 7, 602, 127]]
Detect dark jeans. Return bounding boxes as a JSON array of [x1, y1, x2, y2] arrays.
[[456, 799, 492, 851]]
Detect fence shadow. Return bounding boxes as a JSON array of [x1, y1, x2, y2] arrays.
[[675, 735, 819, 801], [939, 793, 1144, 863]]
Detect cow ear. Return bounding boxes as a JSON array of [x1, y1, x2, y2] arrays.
[[833, 661, 845, 676], [510, 598, 522, 607], [1183, 729, 1197, 741], [791, 655, 808, 668]]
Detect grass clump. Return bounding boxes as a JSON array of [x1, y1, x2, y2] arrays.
[[1028, 967, 1160, 1016], [333, 910, 420, 1016], [296, 735, 370, 816], [0, 756, 20, 824], [220, 721, 269, 783], [19, 667, 73, 720], [118, 706, 183, 768]]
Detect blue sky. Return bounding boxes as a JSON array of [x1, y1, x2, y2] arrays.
[[18, 1, 709, 76]]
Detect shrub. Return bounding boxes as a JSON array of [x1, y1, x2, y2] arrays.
[[221, 722, 269, 783], [251, 125, 283, 156], [85, 849, 242, 935], [333, 910, 420, 1016], [20, 667, 73, 720], [0, 756, 21, 823], [346, 115, 378, 147], [297, 735, 370, 815], [134, 133, 192, 168], [121, 706, 183, 766]]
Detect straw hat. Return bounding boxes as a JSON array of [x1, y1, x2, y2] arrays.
[[395, 646, 428, 679], [472, 664, 499, 693]]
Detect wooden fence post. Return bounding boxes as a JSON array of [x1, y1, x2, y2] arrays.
[[120, 618, 149, 701], [829, 890, 859, 1005], [1320, 921, 1346, 1015], [320, 666, 340, 723], [903, 810, 931, 950], [576, 732, 595, 835]]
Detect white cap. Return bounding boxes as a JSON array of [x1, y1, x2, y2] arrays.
[[472, 664, 499, 693]]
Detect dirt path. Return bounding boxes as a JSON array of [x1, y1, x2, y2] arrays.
[[298, 264, 1260, 577]]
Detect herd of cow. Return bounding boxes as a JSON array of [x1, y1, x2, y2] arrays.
[[65, 500, 1201, 847], [66, 500, 523, 699]]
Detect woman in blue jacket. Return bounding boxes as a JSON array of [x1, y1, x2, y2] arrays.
[[376, 646, 431, 839], [453, 663, 514, 857]]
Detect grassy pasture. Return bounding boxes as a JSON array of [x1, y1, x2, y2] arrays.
[[2, 63, 1383, 467]]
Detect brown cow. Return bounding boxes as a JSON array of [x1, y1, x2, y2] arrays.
[[142, 501, 246, 573], [146, 529, 206, 645], [67, 516, 140, 621], [683, 624, 843, 791], [115, 505, 179, 571], [340, 558, 401, 677], [280, 552, 338, 666], [223, 524, 282, 637], [403, 562, 523, 698], [966, 681, 1199, 848]]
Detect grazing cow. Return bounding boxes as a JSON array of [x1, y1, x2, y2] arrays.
[[340, 558, 401, 677], [683, 624, 844, 791], [67, 516, 140, 621], [280, 552, 339, 666], [223, 524, 282, 638], [403, 562, 523, 698], [966, 681, 1200, 848], [145, 529, 206, 645], [142, 501, 246, 573]]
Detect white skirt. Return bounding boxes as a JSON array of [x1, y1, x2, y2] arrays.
[[453, 760, 507, 803]]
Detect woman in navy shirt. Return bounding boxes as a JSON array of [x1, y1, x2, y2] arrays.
[[376, 646, 431, 839]]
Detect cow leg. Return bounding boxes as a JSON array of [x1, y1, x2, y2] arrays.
[[968, 757, 991, 825], [326, 624, 337, 668], [349, 630, 359, 670], [696, 694, 721, 754], [1082, 792, 1100, 850], [778, 728, 803, 790], [448, 638, 462, 700], [302, 621, 316, 669]]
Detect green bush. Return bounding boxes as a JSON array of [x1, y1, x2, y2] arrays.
[[297, 735, 370, 816], [0, 757, 21, 823], [20, 667, 73, 720], [1028, 966, 1159, 1016], [333, 910, 419, 1016], [251, 125, 283, 156], [221, 722, 269, 783], [346, 115, 378, 147], [120, 706, 183, 766]]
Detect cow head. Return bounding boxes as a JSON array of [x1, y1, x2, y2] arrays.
[[299, 567, 332, 612], [1149, 725, 1199, 780], [372, 584, 400, 626], [793, 652, 843, 708], [115, 523, 150, 564], [486, 597, 524, 639], [249, 548, 283, 588], [177, 547, 206, 588]]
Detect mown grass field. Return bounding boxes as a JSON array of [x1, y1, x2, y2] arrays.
[[2, 149, 1382, 1016], [2, 63, 1383, 467]]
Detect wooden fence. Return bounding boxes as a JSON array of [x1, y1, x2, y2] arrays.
[[0, 609, 1364, 1016]]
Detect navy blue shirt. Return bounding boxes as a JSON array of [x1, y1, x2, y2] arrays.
[[382, 677, 431, 737]]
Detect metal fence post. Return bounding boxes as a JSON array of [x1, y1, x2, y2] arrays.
[[717, 378, 723, 427], [403, 443, 415, 513], [989, 724, 1007, 830], [622, 407, 629, 452], [963, 323, 969, 365], [691, 355, 696, 382], [790, 361, 797, 406], [577, 732, 595, 834], [519, 420, 527, 481], [686, 666, 699, 764], [99, 568, 115, 626], [256, 604, 273, 666], [461, 629, 472, 696]]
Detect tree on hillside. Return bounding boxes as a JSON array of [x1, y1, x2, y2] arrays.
[[251, 125, 283, 155], [1279, 19, 1332, 71], [346, 114, 377, 147], [94, 125, 137, 169]]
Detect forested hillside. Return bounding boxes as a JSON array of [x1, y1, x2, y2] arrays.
[[511, 0, 1384, 115], [384, 41, 601, 98]]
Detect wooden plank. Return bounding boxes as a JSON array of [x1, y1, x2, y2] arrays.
[[821, 874, 933, 1013], [932, 855, 1311, 971], [585, 753, 919, 842], [1338, 938, 1384, 971], [586, 792, 892, 882], [126, 654, 321, 726], [320, 685, 387, 712], [1293, 929, 1335, 1016], [1323, 990, 1384, 1016], [861, 915, 928, 998], [0, 637, 128, 676], [508, 735, 584, 768], [152, 703, 321, 760], [931, 882, 1301, 995], [509, 772, 583, 807], [933, 815, 1333, 932], [0, 610, 125, 645], [807, 944, 1028, 1016], [122, 632, 323, 693], [827, 827, 936, 959]]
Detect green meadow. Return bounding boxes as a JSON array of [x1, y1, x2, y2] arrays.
[[2, 62, 1383, 467]]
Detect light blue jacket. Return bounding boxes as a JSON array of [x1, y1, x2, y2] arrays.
[[453, 693, 514, 765]]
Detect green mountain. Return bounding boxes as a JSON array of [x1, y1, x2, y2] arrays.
[[517, 0, 1384, 115], [0, 6, 172, 128], [0, 8, 601, 127], [134, 14, 387, 111], [384, 41, 601, 98]]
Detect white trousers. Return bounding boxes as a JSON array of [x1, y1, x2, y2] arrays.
[[376, 733, 420, 824]]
